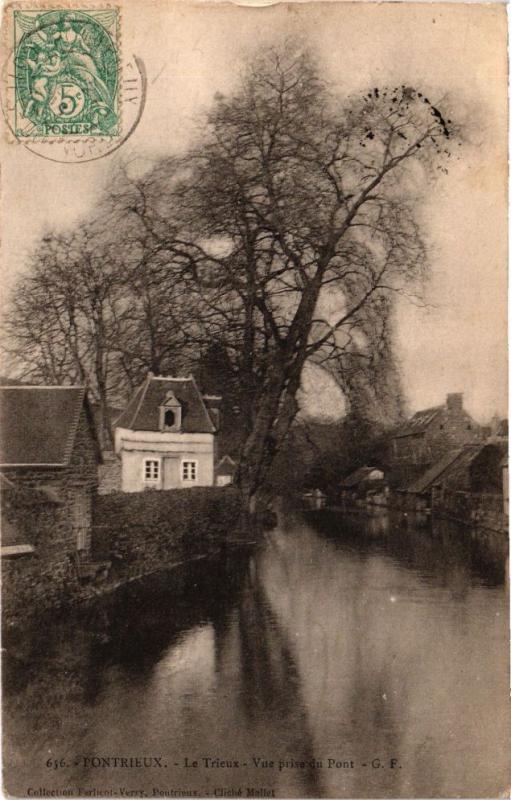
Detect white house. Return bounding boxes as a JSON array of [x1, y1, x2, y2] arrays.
[[114, 374, 220, 493]]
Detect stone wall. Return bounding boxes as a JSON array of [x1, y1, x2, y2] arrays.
[[422, 407, 479, 464], [1, 409, 100, 627], [391, 403, 481, 473], [2, 485, 241, 629], [1, 496, 90, 627], [431, 487, 507, 534]]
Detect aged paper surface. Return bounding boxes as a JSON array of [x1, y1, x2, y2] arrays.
[[0, 1, 508, 799]]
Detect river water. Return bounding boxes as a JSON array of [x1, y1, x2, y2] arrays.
[[3, 509, 510, 798]]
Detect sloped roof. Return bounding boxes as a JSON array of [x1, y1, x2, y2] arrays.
[[406, 444, 488, 495], [0, 386, 92, 467], [114, 375, 217, 434], [406, 448, 464, 494], [394, 406, 442, 438], [340, 466, 382, 488], [216, 455, 236, 476]]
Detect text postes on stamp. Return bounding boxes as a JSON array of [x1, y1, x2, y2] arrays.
[[14, 8, 120, 139], [2, 3, 146, 162]]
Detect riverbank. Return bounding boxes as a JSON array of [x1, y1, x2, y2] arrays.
[[2, 487, 243, 629], [332, 491, 508, 536], [3, 507, 509, 799], [308, 505, 508, 580]]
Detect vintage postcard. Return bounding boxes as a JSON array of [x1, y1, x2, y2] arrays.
[[0, 1, 508, 798]]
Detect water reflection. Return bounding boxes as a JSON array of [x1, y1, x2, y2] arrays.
[[3, 511, 510, 798]]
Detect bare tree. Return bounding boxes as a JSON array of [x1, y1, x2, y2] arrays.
[[156, 44, 457, 517], [96, 162, 194, 383], [2, 174, 192, 444], [2, 229, 133, 445], [4, 43, 458, 521]]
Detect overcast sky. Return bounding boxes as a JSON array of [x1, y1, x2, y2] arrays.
[[1, 1, 507, 421]]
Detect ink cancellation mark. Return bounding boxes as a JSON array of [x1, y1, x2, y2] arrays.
[[1, 3, 145, 162], [14, 7, 120, 137]]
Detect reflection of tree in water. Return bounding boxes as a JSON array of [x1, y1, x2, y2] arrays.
[[323, 581, 443, 799], [2, 554, 250, 796], [257, 515, 509, 798], [3, 516, 508, 799], [88, 554, 249, 675], [217, 554, 322, 797]]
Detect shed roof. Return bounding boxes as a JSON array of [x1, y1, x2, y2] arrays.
[[405, 444, 489, 495], [0, 386, 98, 467], [115, 375, 217, 434], [405, 448, 464, 494], [216, 455, 236, 476], [340, 466, 382, 488]]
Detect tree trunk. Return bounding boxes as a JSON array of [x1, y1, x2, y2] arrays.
[[237, 363, 286, 526], [235, 276, 325, 531]]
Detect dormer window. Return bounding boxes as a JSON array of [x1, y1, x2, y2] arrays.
[[159, 390, 182, 432], [164, 409, 176, 428]]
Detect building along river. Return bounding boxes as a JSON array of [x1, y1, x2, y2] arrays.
[[3, 508, 509, 798]]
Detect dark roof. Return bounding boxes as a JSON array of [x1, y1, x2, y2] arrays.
[[406, 444, 491, 495], [340, 466, 382, 488], [216, 455, 236, 476], [406, 441, 508, 494], [0, 386, 97, 467], [405, 448, 465, 494], [394, 407, 442, 438], [115, 375, 217, 434]]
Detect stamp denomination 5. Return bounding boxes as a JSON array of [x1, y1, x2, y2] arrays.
[[13, 8, 120, 138], [1, 2, 146, 162]]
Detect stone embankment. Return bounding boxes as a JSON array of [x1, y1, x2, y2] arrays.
[[2, 487, 242, 628]]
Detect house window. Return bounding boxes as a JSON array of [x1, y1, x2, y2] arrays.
[[164, 409, 175, 428], [182, 460, 197, 482], [144, 458, 160, 483]]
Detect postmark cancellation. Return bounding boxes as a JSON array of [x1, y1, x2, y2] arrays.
[[8, 5, 120, 139], [1, 2, 145, 162]]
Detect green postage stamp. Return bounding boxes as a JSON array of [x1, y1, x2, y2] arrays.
[[12, 7, 120, 138]]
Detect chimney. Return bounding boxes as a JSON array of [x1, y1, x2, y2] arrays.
[[446, 393, 463, 412]]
